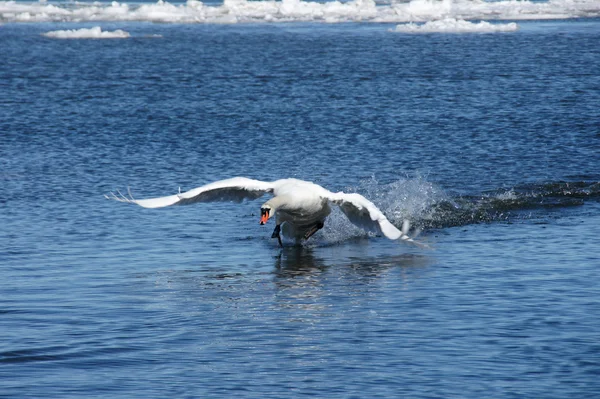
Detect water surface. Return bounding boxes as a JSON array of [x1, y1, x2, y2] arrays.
[[1, 17, 600, 398]]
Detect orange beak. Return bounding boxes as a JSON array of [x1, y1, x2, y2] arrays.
[[260, 211, 269, 225]]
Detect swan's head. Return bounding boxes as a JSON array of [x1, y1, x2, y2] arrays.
[[260, 205, 272, 225]]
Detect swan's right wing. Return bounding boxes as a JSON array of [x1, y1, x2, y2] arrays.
[[328, 191, 422, 245], [106, 177, 274, 209]]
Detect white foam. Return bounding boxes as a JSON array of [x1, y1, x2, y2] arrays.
[[42, 26, 130, 38], [1, 0, 599, 24], [392, 17, 519, 33], [495, 189, 518, 201]]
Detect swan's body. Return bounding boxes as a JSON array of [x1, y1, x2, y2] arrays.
[[107, 177, 420, 246]]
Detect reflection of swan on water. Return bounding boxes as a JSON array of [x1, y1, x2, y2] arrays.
[[107, 177, 424, 247], [273, 245, 431, 280], [274, 246, 325, 277]]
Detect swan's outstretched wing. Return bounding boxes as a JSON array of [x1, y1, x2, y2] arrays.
[[329, 192, 416, 243], [106, 177, 274, 209]]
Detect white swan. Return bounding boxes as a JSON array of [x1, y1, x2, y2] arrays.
[[106, 177, 421, 247]]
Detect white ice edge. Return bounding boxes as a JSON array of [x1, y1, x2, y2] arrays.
[[42, 26, 130, 38], [2, 0, 600, 24], [391, 18, 519, 33]]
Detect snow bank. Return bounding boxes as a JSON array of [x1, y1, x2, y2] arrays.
[[1, 0, 599, 24]]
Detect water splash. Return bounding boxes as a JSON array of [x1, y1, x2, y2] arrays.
[[321, 175, 445, 243]]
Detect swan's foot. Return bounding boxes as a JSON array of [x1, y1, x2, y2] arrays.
[[271, 225, 283, 248], [304, 221, 324, 240]]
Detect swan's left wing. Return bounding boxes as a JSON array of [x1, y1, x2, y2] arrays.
[[106, 177, 274, 209], [328, 192, 414, 243]]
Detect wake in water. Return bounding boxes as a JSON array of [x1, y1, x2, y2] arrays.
[[2, 0, 600, 24], [320, 178, 600, 243], [421, 180, 600, 228]]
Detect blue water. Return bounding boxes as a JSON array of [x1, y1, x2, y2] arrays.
[[2, 18, 600, 398]]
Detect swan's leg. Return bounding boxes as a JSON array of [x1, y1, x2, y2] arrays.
[[304, 221, 325, 240], [271, 224, 283, 247], [271, 224, 281, 238]]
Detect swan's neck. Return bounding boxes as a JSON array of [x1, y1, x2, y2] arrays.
[[262, 195, 292, 212]]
